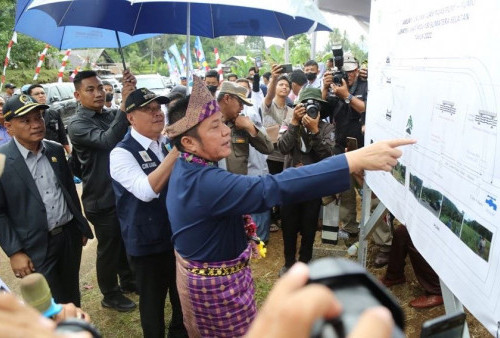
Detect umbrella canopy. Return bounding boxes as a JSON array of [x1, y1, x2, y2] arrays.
[[15, 0, 159, 68], [27, 0, 332, 39]]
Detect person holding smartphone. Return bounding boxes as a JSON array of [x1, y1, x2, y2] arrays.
[[322, 52, 368, 242]]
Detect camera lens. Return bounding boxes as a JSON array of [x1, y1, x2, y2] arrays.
[[305, 100, 319, 119]]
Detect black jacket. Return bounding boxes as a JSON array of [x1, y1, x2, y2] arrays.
[[0, 139, 93, 267], [68, 105, 129, 212]]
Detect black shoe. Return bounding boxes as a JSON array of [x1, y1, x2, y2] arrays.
[[101, 294, 137, 312]]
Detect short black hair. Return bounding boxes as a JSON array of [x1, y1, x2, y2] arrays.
[[205, 70, 219, 80], [27, 84, 43, 95], [248, 67, 257, 74], [277, 75, 291, 88], [262, 72, 271, 80], [290, 70, 307, 86], [74, 70, 98, 90], [102, 80, 112, 87], [236, 78, 250, 88], [167, 95, 200, 152], [227, 73, 237, 80], [327, 58, 334, 63], [304, 60, 319, 68]]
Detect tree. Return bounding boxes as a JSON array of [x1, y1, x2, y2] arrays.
[[0, 0, 48, 72], [243, 36, 265, 53], [288, 34, 311, 66]]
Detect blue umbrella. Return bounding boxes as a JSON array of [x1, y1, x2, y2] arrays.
[[27, 0, 332, 39], [15, 0, 159, 69]]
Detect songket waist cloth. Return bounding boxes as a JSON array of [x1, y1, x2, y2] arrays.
[[175, 245, 256, 337]]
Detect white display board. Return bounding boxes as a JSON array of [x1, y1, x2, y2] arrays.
[[366, 0, 500, 334]]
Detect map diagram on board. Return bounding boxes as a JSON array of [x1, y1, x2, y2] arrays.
[[366, 0, 500, 334]]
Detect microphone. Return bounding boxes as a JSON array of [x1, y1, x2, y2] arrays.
[[20, 273, 63, 318]]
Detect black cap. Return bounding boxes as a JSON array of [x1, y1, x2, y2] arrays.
[[3, 94, 49, 121], [124, 88, 169, 113], [167, 85, 187, 100], [4, 83, 16, 89]]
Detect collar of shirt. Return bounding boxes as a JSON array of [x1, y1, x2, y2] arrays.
[[13, 137, 45, 160], [130, 127, 166, 152]]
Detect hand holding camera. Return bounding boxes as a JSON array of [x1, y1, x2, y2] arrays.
[[291, 104, 306, 126]]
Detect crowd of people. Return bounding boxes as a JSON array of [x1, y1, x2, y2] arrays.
[[0, 52, 425, 338]]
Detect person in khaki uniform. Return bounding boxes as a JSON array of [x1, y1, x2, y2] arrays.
[[216, 81, 273, 175]]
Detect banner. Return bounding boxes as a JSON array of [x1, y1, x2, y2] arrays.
[[181, 42, 194, 72], [169, 44, 184, 77], [194, 36, 209, 71], [214, 47, 223, 81], [366, 0, 500, 334], [164, 51, 180, 84]]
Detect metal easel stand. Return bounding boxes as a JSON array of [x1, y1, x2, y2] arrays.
[[440, 280, 470, 338], [358, 182, 471, 338]]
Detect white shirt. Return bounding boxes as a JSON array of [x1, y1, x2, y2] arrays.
[[110, 128, 166, 202]]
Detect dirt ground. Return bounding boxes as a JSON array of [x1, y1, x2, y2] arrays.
[[0, 204, 491, 337]]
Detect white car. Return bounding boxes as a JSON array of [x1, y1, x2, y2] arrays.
[[135, 74, 170, 96]]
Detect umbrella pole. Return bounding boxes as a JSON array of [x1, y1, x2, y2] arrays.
[[186, 2, 191, 91], [115, 31, 127, 70]]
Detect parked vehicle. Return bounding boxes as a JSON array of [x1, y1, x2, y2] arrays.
[[136, 74, 170, 96], [41, 82, 77, 128]]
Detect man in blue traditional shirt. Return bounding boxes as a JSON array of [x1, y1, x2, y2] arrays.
[[164, 75, 414, 337]]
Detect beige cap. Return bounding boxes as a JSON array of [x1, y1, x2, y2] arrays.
[[219, 81, 253, 106]]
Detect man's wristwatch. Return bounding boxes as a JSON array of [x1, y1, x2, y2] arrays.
[[345, 94, 353, 104]]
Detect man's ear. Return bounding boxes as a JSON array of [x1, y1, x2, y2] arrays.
[[74, 90, 80, 102], [180, 135, 198, 154], [126, 112, 134, 125], [4, 121, 13, 135]]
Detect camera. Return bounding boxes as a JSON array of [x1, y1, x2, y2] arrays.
[[308, 258, 405, 338], [332, 46, 348, 87], [305, 99, 320, 119]]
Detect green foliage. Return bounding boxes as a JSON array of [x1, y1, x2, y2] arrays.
[[3, 68, 60, 87], [0, 0, 48, 73], [288, 34, 311, 66], [440, 196, 464, 223], [230, 57, 255, 78]]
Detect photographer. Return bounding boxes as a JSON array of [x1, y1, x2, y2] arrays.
[[322, 52, 368, 240], [277, 88, 340, 276]]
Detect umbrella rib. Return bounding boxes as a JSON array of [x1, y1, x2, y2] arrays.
[[210, 4, 215, 38], [272, 11, 286, 39], [59, 2, 74, 26], [133, 3, 143, 35]]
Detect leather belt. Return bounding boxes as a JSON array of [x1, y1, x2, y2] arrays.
[[48, 219, 73, 237]]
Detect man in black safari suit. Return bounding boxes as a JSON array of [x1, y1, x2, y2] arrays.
[[0, 94, 93, 307]]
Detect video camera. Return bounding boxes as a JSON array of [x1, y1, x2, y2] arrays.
[[332, 46, 348, 87]]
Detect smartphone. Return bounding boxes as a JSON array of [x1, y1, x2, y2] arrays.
[[279, 63, 293, 73], [255, 56, 262, 68], [346, 137, 358, 152], [420, 312, 466, 338]]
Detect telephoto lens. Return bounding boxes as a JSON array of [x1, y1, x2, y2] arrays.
[[305, 100, 320, 119]]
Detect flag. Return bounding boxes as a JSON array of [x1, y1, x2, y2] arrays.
[[169, 44, 184, 76], [34, 44, 50, 81], [1, 32, 17, 91], [181, 42, 194, 72], [214, 47, 223, 81], [164, 51, 180, 84], [58, 49, 71, 83], [194, 36, 209, 71]]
